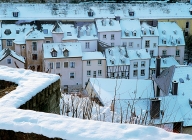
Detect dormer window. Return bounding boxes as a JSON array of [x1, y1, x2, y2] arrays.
[[43, 29, 48, 34], [162, 30, 166, 35], [4, 29, 11, 35], [16, 29, 19, 34], [124, 30, 129, 37], [177, 38, 181, 44], [132, 30, 137, 36], [13, 12, 18, 17], [63, 49, 69, 57], [67, 32, 72, 36], [51, 48, 57, 57]]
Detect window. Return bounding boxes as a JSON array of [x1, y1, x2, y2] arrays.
[[43, 29, 48, 34], [141, 61, 145, 67], [64, 62, 68, 68], [162, 50, 167, 56], [13, 12, 18, 17], [4, 29, 11, 35], [87, 60, 91, 66], [98, 60, 102, 65], [50, 62, 54, 69], [7, 40, 12, 46], [70, 72, 75, 79], [111, 43, 114, 47], [32, 42, 37, 51], [46, 40, 51, 43], [56, 62, 60, 69], [85, 42, 90, 49], [153, 43, 156, 47], [150, 50, 154, 57], [110, 72, 115, 78], [7, 59, 11, 64], [70, 62, 75, 68], [163, 40, 166, 44], [186, 22, 189, 28], [133, 62, 138, 68], [121, 72, 125, 77], [93, 71, 96, 78], [63, 85, 68, 93], [152, 70, 155, 75], [51, 50, 57, 57], [16, 30, 19, 34], [185, 31, 189, 37], [145, 40, 150, 48], [133, 32, 136, 36], [22, 46, 25, 49], [32, 54, 37, 60], [87, 70, 91, 76], [103, 34, 106, 39], [122, 42, 127, 47], [98, 70, 102, 76], [176, 50, 180, 56], [137, 44, 139, 47], [67, 32, 72, 36], [133, 70, 137, 77], [111, 34, 114, 40], [129, 42, 133, 47], [141, 70, 145, 76]]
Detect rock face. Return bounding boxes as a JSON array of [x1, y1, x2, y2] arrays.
[[0, 129, 63, 140], [19, 79, 61, 114], [0, 80, 18, 98]]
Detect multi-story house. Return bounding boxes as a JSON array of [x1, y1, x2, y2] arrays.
[[82, 51, 106, 88], [105, 46, 130, 79], [43, 42, 83, 93], [128, 49, 151, 79], [0, 48, 25, 68], [120, 19, 141, 50], [158, 22, 185, 64], [141, 22, 159, 57], [96, 18, 121, 47]]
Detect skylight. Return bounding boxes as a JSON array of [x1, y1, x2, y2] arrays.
[[67, 32, 72, 36], [43, 29, 48, 34]]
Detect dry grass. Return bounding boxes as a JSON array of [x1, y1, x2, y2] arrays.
[[0, 85, 17, 98]]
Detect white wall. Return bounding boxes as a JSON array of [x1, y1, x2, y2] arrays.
[[98, 31, 121, 46], [121, 38, 142, 50], [79, 40, 98, 52], [0, 55, 24, 68], [129, 59, 150, 79], [82, 59, 106, 88]]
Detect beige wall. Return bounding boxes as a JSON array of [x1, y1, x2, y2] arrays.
[[0, 55, 24, 68], [26, 40, 44, 71], [182, 126, 192, 135], [52, 33, 63, 43], [2, 39, 15, 50]]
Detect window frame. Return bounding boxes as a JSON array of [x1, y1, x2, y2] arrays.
[[141, 61, 145, 67], [162, 50, 167, 56], [7, 59, 11, 64], [87, 70, 91, 76], [176, 50, 180, 57], [32, 54, 37, 60], [98, 70, 102, 76], [70, 72, 75, 79], [98, 60, 102, 65], [133, 62, 138, 68], [64, 62, 68, 68], [85, 42, 90, 49], [6, 39, 12, 46], [70, 62, 75, 68], [133, 70, 138, 77], [141, 69, 145, 76], [111, 34, 114, 40], [32, 42, 37, 51], [145, 40, 150, 48], [103, 34, 106, 39], [87, 60, 91, 66], [50, 62, 54, 69], [56, 62, 60, 69]]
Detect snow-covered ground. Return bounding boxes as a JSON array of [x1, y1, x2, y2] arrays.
[[0, 65, 192, 139]]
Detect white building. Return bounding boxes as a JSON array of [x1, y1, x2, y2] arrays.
[[0, 48, 25, 68], [128, 49, 151, 79], [105, 46, 130, 79], [141, 22, 159, 57], [120, 19, 141, 50], [82, 51, 106, 88], [43, 42, 83, 93], [158, 22, 185, 64], [96, 18, 121, 47]]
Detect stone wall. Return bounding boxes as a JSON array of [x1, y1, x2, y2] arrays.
[[0, 80, 18, 90], [19, 79, 61, 114], [0, 129, 63, 140]]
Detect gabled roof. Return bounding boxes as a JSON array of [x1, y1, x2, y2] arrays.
[[43, 42, 82, 59], [95, 19, 121, 32], [140, 22, 159, 36], [82, 52, 105, 60], [105, 46, 130, 66], [150, 57, 180, 69], [128, 49, 151, 60], [0, 48, 25, 63], [158, 22, 185, 46], [25, 27, 45, 40], [52, 22, 63, 33]]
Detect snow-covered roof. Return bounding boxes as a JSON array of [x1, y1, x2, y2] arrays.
[[61, 24, 78, 41], [120, 19, 141, 38], [128, 49, 151, 60], [88, 78, 183, 124], [25, 28, 45, 40], [0, 65, 60, 108], [0, 48, 25, 63], [43, 42, 82, 59], [150, 57, 180, 69], [158, 22, 185, 46], [172, 66, 192, 126], [82, 51, 105, 60], [140, 22, 159, 36], [105, 46, 130, 66], [95, 19, 121, 32], [0, 3, 191, 20]]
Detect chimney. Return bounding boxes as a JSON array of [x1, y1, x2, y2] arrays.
[[172, 81, 178, 95], [150, 98, 160, 119], [155, 56, 161, 78]]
